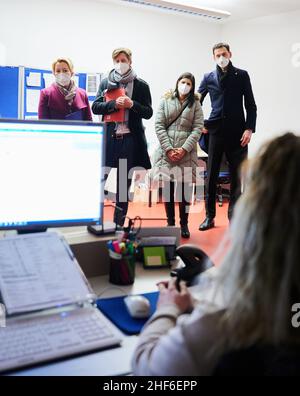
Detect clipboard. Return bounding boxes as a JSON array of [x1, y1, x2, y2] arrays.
[[104, 88, 126, 123]]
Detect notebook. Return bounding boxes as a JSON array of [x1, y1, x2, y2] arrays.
[[0, 232, 122, 373], [104, 88, 126, 123]]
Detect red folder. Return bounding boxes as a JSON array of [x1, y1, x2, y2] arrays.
[[104, 88, 126, 123]]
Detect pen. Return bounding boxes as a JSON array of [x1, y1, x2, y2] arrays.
[[107, 241, 115, 252], [127, 242, 134, 255], [120, 242, 126, 254], [112, 241, 121, 254]]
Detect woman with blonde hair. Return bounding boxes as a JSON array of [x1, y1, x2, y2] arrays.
[[38, 57, 92, 121], [132, 132, 300, 376]]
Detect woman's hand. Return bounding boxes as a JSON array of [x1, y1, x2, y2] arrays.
[[166, 149, 178, 162], [172, 148, 187, 161], [157, 279, 194, 313], [166, 148, 187, 162]]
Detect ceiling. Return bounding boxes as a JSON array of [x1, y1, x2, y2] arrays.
[[110, 0, 300, 23], [184, 0, 300, 22]]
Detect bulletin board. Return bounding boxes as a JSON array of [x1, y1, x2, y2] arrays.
[[0, 66, 103, 120], [0, 66, 20, 119], [23, 67, 87, 119]]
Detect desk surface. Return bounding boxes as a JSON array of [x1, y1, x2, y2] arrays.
[[5, 229, 217, 377], [11, 265, 219, 377], [0, 226, 114, 246]]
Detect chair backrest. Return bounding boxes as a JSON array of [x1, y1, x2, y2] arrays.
[[213, 345, 300, 376]]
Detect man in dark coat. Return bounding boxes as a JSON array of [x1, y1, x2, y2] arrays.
[[198, 43, 257, 230], [92, 48, 153, 226]]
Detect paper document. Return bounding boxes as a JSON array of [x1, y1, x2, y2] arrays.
[[43, 73, 54, 88], [0, 233, 92, 315], [26, 89, 40, 113], [74, 75, 79, 87], [86, 73, 101, 96], [26, 72, 41, 87]]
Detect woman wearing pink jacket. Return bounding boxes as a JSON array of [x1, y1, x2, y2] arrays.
[[38, 58, 92, 121]]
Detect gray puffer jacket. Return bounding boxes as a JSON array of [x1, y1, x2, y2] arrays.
[[152, 91, 204, 183]]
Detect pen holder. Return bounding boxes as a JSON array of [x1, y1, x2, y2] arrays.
[[108, 250, 135, 285]]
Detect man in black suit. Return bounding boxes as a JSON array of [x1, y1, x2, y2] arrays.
[[198, 43, 257, 231], [92, 48, 153, 226]]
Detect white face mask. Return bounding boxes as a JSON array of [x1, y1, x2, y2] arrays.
[[216, 56, 230, 69], [114, 62, 130, 75], [55, 72, 72, 87], [178, 83, 191, 96]]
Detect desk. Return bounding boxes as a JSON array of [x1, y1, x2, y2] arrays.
[[0, 226, 181, 279], [11, 265, 219, 377], [4, 227, 217, 376], [11, 265, 176, 377]]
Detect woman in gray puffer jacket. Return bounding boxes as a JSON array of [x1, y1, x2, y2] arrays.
[[152, 72, 204, 238]]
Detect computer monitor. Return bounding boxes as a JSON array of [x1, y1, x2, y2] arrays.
[[0, 119, 105, 232]]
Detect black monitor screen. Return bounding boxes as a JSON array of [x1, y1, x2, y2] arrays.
[[0, 119, 105, 231]]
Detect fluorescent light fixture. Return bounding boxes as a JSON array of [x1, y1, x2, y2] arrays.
[[120, 0, 231, 20]]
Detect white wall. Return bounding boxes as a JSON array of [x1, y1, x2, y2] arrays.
[[2, 0, 298, 156], [0, 0, 221, 154], [222, 9, 300, 154]]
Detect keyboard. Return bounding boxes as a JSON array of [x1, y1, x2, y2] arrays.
[[0, 306, 122, 373]]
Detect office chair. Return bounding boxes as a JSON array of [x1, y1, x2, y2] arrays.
[[216, 156, 230, 207], [213, 345, 300, 376], [197, 153, 230, 206]]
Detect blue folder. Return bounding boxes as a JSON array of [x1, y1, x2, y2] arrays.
[[96, 292, 159, 335], [65, 109, 84, 120]]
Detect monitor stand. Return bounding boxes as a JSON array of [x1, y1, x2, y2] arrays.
[[87, 221, 118, 236], [17, 227, 48, 235]]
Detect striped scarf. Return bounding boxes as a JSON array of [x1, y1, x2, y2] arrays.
[[56, 79, 77, 106], [107, 68, 137, 125]]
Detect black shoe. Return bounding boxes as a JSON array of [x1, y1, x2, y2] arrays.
[[181, 225, 190, 239], [199, 218, 215, 231], [167, 220, 175, 227]]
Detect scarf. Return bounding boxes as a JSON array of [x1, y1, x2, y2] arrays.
[[56, 79, 77, 106], [107, 68, 137, 128]]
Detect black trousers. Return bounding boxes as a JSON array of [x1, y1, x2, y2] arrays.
[[206, 132, 248, 219], [110, 135, 135, 227], [163, 181, 191, 226]]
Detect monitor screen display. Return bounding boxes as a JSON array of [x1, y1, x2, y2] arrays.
[[0, 119, 105, 231]]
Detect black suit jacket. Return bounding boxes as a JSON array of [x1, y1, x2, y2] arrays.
[[198, 64, 257, 143], [92, 77, 153, 169]]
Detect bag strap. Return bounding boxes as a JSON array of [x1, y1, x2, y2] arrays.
[[166, 101, 189, 130]]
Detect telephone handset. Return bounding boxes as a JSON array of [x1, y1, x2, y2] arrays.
[[171, 244, 214, 288]]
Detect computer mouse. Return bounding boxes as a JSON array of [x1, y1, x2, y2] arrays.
[[123, 295, 151, 319]]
